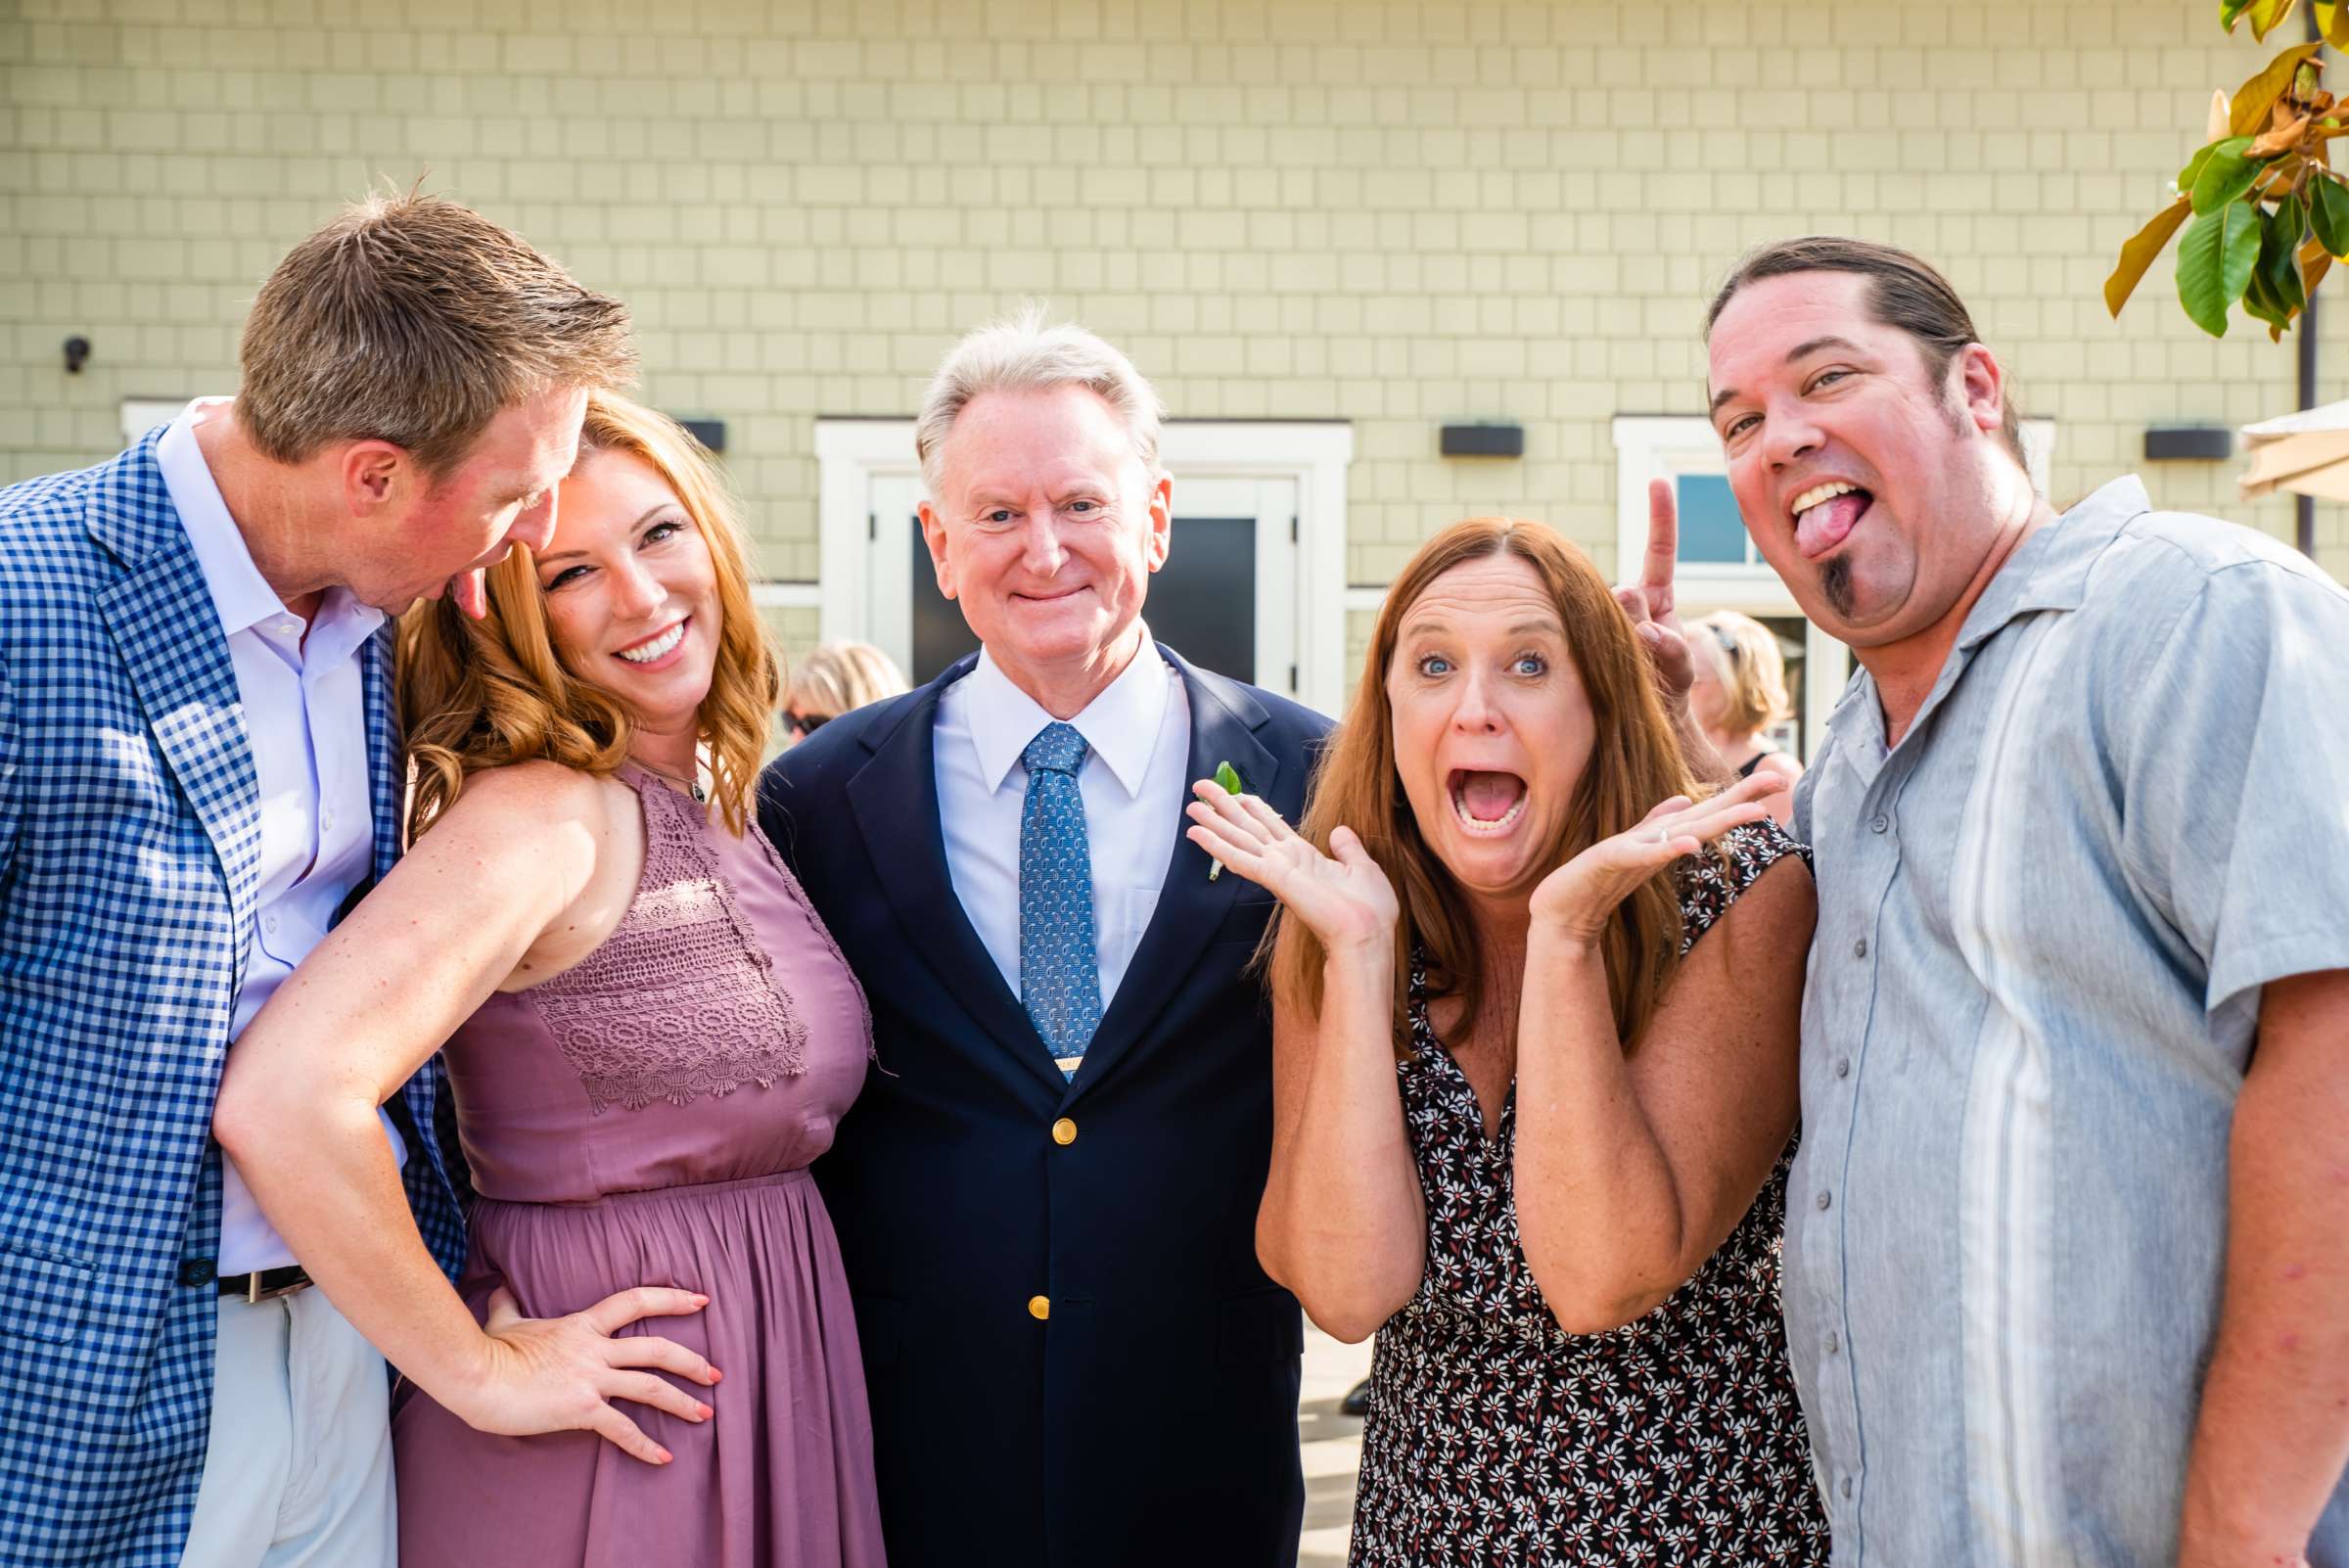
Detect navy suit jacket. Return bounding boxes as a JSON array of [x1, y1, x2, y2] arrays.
[[759, 646, 1328, 1568]]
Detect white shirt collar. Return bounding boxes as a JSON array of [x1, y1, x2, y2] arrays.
[[964, 630, 1174, 800], [157, 396, 384, 649]]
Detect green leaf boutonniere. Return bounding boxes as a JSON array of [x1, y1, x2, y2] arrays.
[[1207, 761, 1243, 880]]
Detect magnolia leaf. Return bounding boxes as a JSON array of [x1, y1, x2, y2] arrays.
[[2221, 0, 2261, 27], [2320, 0, 2349, 47], [2264, 199, 2309, 312], [2106, 196, 2194, 315], [2242, 259, 2292, 336], [2177, 201, 2262, 335], [2300, 234, 2334, 296], [2311, 172, 2349, 256], [2232, 44, 2325, 136], [2191, 138, 2267, 212], [2245, 0, 2300, 40], [2178, 140, 2225, 193], [2249, 115, 2308, 157]]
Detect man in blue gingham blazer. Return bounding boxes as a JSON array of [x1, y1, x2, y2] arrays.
[[0, 429, 469, 1566]]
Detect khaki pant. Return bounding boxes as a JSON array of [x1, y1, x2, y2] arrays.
[[179, 1289, 395, 1568]]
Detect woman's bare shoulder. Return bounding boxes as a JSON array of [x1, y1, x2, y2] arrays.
[[430, 760, 622, 841]]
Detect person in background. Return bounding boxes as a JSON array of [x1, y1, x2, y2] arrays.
[[1698, 234, 2349, 1565], [1191, 516, 1825, 1564], [215, 393, 884, 1568], [784, 639, 910, 743], [0, 189, 629, 1568], [760, 308, 1327, 1567], [1687, 608, 1804, 828]]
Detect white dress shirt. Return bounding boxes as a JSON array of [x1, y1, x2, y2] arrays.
[[933, 634, 1192, 1013], [161, 398, 406, 1276]]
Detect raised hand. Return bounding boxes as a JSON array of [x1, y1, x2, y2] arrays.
[[1616, 477, 1695, 701], [452, 1284, 721, 1465], [1185, 780, 1399, 955], [1529, 772, 1788, 946]]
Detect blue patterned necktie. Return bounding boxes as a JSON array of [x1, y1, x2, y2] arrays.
[[1018, 721, 1102, 1079]]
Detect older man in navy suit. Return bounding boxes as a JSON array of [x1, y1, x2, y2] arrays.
[[760, 310, 1326, 1567]]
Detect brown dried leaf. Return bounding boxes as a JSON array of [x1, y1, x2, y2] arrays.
[[2251, 112, 2310, 156], [2301, 234, 2335, 296], [2105, 196, 2193, 317], [2233, 44, 2326, 137]]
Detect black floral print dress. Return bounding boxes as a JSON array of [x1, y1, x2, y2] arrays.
[[1349, 820, 1828, 1566]]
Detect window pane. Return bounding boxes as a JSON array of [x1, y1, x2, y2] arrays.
[[1676, 474, 1748, 564]]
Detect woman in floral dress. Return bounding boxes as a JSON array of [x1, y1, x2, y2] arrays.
[[1186, 517, 1827, 1565]]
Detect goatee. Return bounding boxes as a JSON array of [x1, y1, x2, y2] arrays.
[[1820, 555, 1856, 620]]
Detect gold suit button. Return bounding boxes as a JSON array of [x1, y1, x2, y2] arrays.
[[1027, 1295, 1051, 1320], [1051, 1118, 1077, 1145]]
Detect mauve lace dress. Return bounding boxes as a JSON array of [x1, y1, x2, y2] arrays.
[[392, 767, 886, 1568]]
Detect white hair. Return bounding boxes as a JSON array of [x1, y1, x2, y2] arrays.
[[913, 304, 1168, 495]]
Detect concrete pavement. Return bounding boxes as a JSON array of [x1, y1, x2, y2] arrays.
[[1297, 1325, 1373, 1567]]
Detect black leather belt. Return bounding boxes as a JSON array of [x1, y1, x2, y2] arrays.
[[218, 1265, 311, 1303]]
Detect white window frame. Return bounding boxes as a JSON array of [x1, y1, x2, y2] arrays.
[[1608, 414, 2056, 761], [811, 418, 1354, 715]]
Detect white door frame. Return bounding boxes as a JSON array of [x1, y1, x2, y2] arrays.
[[812, 418, 1354, 715]]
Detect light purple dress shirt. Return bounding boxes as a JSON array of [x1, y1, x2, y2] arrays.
[[160, 398, 404, 1276]]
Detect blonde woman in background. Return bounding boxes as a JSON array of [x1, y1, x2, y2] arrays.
[[1688, 610, 1803, 828], [213, 392, 884, 1567], [782, 640, 909, 743]]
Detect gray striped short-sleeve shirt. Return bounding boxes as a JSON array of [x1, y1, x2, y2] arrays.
[[1788, 476, 2349, 1566]]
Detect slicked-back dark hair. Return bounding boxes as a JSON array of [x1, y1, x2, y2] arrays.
[[1705, 237, 2025, 466]]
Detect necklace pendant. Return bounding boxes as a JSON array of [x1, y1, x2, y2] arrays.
[[690, 781, 707, 803]]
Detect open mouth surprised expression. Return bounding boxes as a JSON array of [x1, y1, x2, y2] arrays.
[[1449, 767, 1529, 836]]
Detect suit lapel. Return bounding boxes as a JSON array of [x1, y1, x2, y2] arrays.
[[88, 444, 262, 953], [849, 665, 1070, 1098], [1068, 649, 1278, 1103]]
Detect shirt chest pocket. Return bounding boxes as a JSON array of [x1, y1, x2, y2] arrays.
[[1093, 884, 1163, 957]]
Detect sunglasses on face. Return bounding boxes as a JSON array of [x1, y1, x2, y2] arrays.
[[785, 711, 829, 738]]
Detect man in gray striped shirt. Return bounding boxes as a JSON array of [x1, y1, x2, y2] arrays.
[[1695, 237, 2349, 1566]]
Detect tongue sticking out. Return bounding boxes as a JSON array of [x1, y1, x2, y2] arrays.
[[1458, 770, 1526, 823], [1797, 490, 1870, 559]]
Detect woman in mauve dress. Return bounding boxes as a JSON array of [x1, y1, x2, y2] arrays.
[[216, 392, 885, 1567]]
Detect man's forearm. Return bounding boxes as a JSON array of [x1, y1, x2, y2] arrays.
[[2180, 968, 2349, 1563]]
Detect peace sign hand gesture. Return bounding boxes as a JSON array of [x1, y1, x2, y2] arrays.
[[1529, 772, 1788, 947], [1184, 780, 1399, 956], [1616, 477, 1695, 702]]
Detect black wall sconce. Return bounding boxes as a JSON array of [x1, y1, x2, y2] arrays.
[[1439, 423, 1524, 458], [677, 417, 726, 454], [2142, 425, 2232, 462], [63, 336, 90, 375]]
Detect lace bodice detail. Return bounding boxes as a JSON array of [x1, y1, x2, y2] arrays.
[[530, 772, 813, 1114]]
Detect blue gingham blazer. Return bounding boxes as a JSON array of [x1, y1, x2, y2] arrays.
[[0, 432, 468, 1567]]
